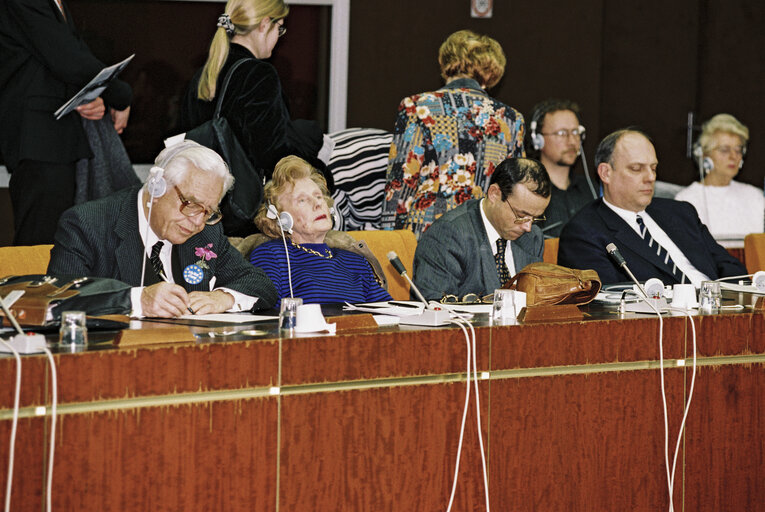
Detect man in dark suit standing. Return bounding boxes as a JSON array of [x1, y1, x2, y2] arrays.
[[0, 0, 132, 245], [413, 157, 551, 301], [48, 141, 277, 317], [558, 129, 746, 285]]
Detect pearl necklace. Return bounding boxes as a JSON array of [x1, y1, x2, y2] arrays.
[[290, 239, 333, 259]]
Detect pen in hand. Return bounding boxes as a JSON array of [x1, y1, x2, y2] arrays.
[[157, 271, 195, 315]]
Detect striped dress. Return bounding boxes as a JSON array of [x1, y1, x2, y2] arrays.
[[249, 239, 392, 307]]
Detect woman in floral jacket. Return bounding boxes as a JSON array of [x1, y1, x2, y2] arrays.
[[381, 30, 525, 238]]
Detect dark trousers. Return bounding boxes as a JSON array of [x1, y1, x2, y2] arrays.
[[9, 160, 77, 246]]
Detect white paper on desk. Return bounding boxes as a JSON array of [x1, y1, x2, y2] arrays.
[[177, 313, 277, 323], [345, 301, 425, 317]]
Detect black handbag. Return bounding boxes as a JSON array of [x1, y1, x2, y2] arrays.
[[185, 59, 263, 237]]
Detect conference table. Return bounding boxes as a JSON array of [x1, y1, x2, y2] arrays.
[[0, 296, 763, 511]]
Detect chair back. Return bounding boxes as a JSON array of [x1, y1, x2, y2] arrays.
[[744, 233, 765, 273], [0, 245, 53, 277], [543, 238, 559, 264], [347, 230, 417, 300]]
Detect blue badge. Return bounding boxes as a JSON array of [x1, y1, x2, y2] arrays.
[[183, 264, 204, 285]]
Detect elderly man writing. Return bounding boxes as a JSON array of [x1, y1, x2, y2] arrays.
[[48, 141, 277, 317]]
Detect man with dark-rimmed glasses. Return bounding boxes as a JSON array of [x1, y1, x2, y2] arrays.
[[413, 157, 551, 301], [48, 141, 277, 317]]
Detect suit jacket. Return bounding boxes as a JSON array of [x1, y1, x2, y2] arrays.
[[413, 199, 544, 300], [0, 0, 131, 168], [558, 197, 747, 284], [47, 186, 278, 309]]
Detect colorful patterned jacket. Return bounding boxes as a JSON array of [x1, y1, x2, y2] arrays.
[[381, 78, 525, 238]]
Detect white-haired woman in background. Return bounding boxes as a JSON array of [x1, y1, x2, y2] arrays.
[[676, 113, 764, 242]]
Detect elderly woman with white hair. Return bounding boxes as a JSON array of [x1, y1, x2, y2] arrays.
[[676, 114, 764, 241], [248, 156, 391, 307]]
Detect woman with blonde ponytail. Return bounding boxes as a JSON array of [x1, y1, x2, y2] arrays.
[[180, 0, 332, 205]]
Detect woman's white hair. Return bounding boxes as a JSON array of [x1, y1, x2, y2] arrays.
[[699, 114, 749, 154], [148, 140, 235, 196]]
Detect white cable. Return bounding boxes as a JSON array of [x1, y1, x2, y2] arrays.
[[140, 196, 155, 288], [42, 347, 57, 512], [639, 297, 698, 512], [444, 309, 491, 512], [666, 307, 698, 511], [444, 318, 472, 512], [277, 222, 294, 298], [465, 317, 490, 512], [0, 339, 21, 512]]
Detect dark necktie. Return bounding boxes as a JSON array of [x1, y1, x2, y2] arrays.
[[636, 215, 687, 284], [150, 241, 167, 282], [495, 238, 511, 286]]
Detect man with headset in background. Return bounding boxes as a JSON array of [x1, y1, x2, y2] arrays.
[[526, 99, 597, 238], [47, 141, 277, 317]]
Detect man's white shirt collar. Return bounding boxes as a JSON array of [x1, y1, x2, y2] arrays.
[[480, 198, 515, 277], [601, 197, 709, 285]]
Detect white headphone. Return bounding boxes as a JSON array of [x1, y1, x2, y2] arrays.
[[692, 144, 714, 175], [266, 204, 294, 233], [146, 166, 167, 199], [530, 120, 586, 151], [530, 120, 545, 151]]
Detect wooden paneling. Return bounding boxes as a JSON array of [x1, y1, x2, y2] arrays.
[[1, 312, 764, 510]]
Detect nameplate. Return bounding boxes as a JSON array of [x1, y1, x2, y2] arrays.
[[325, 313, 378, 332], [114, 320, 196, 347]]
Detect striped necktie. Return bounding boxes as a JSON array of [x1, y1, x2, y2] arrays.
[[150, 241, 167, 282], [495, 238, 511, 287], [636, 215, 687, 284]]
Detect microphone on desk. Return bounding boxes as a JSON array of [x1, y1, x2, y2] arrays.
[[606, 242, 665, 309], [386, 251, 450, 326], [386, 251, 429, 307]]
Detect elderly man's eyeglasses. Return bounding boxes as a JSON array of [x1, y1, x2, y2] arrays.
[[542, 128, 584, 139], [175, 186, 222, 225], [506, 199, 545, 224]]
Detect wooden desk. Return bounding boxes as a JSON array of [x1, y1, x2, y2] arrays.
[[0, 309, 763, 511]]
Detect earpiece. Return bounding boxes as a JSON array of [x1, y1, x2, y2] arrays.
[[693, 143, 714, 175], [147, 166, 167, 198], [530, 120, 545, 151], [739, 159, 744, 169], [644, 278, 665, 299], [266, 204, 294, 233], [703, 157, 714, 174], [753, 271, 765, 293]]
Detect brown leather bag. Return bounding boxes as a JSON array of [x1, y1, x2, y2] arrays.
[[504, 262, 601, 307]]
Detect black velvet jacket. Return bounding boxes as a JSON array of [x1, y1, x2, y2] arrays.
[[179, 44, 329, 187]]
